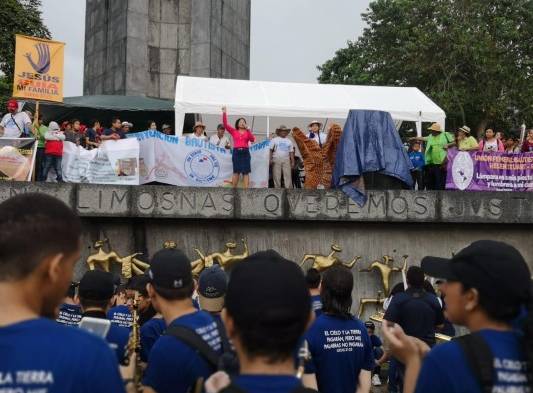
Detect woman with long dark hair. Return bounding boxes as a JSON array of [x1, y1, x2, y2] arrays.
[[304, 265, 374, 393], [221, 106, 256, 188], [383, 240, 532, 393]]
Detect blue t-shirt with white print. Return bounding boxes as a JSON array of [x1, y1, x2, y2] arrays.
[[415, 329, 529, 393], [0, 318, 125, 392], [143, 311, 222, 393]]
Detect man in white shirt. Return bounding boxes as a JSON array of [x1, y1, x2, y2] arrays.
[[0, 99, 33, 138], [209, 123, 231, 149], [307, 120, 327, 147], [270, 125, 295, 188]]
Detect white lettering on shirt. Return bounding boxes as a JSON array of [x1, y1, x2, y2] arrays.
[[322, 329, 364, 352]]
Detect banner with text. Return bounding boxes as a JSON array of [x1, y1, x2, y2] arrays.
[[0, 138, 37, 181], [136, 131, 270, 187], [62, 139, 139, 185], [13, 35, 65, 102], [446, 149, 533, 191]]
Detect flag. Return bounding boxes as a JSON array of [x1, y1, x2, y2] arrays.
[[12, 35, 65, 102]]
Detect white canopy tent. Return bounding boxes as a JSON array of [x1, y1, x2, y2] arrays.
[[174, 76, 446, 137]]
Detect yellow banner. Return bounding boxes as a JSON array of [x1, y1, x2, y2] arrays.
[[12, 34, 65, 102]]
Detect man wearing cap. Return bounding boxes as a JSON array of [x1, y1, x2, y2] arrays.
[[122, 121, 133, 134], [191, 121, 208, 141], [270, 125, 295, 188], [205, 250, 316, 393], [78, 270, 130, 363], [56, 282, 82, 326], [0, 193, 125, 392], [161, 124, 173, 135], [209, 124, 231, 149], [383, 240, 532, 393], [0, 99, 33, 138], [198, 265, 227, 322], [143, 248, 223, 393], [412, 123, 454, 190]]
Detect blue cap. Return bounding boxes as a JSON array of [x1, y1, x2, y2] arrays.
[[198, 265, 228, 312]]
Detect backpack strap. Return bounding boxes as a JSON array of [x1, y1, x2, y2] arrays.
[[165, 324, 220, 370], [213, 316, 232, 354], [454, 333, 494, 393]]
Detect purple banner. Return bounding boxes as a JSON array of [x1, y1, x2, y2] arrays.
[[446, 149, 533, 191]]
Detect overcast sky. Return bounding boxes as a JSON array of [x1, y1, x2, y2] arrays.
[[40, 0, 370, 97]]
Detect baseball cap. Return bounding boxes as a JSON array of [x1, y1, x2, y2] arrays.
[[147, 248, 192, 290], [198, 265, 228, 312], [6, 99, 18, 111], [48, 121, 60, 132], [162, 124, 171, 130], [78, 270, 115, 301], [225, 250, 311, 329], [121, 121, 133, 128], [128, 274, 150, 296], [422, 240, 531, 306], [364, 321, 375, 330], [217, 123, 225, 130]]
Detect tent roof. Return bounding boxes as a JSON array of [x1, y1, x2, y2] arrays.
[[174, 76, 446, 125], [53, 95, 174, 111]]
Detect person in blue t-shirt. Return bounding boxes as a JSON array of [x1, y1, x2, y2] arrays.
[[383, 240, 533, 393], [0, 194, 125, 393], [142, 248, 223, 393], [304, 265, 374, 393], [101, 117, 127, 141], [305, 268, 322, 317], [365, 321, 387, 387], [408, 141, 425, 190], [56, 281, 82, 326], [204, 250, 316, 393], [108, 283, 133, 328], [78, 270, 130, 364]]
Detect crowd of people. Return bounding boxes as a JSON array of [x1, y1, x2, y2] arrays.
[[0, 193, 531, 393], [1, 98, 532, 191], [409, 124, 533, 190]]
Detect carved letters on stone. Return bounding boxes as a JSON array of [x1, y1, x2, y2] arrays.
[[0, 183, 531, 223]]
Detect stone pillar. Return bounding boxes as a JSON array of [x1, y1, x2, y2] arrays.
[[84, 0, 251, 99]]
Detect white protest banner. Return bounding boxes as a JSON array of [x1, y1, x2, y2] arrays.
[[136, 131, 269, 187], [0, 138, 37, 181], [62, 139, 139, 185]]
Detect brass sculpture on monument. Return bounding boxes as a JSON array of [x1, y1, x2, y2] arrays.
[[86, 239, 150, 279], [299, 243, 361, 272], [190, 238, 250, 276], [357, 255, 408, 318]]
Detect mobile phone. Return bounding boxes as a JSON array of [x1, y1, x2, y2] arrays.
[[78, 317, 111, 338]]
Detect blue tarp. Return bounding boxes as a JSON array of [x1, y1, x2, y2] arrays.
[[332, 110, 413, 206]]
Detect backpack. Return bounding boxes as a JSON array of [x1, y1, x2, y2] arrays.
[[164, 316, 239, 375], [454, 333, 494, 393]]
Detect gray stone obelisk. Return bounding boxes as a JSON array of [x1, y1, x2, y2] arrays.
[[83, 0, 251, 99]]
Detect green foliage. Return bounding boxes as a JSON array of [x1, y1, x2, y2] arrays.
[[0, 0, 50, 107], [318, 0, 533, 134]]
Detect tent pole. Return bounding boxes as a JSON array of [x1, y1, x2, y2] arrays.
[[416, 112, 422, 138]]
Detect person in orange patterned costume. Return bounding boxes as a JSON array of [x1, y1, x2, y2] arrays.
[[292, 122, 343, 189]]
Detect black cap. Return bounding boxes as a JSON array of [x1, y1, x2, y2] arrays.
[[364, 321, 375, 329], [147, 248, 192, 290], [128, 274, 150, 296], [217, 123, 225, 130], [198, 265, 228, 312], [225, 250, 311, 328], [422, 240, 531, 306], [78, 270, 115, 301]]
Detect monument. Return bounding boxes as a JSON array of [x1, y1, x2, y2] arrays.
[[83, 0, 251, 99]]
